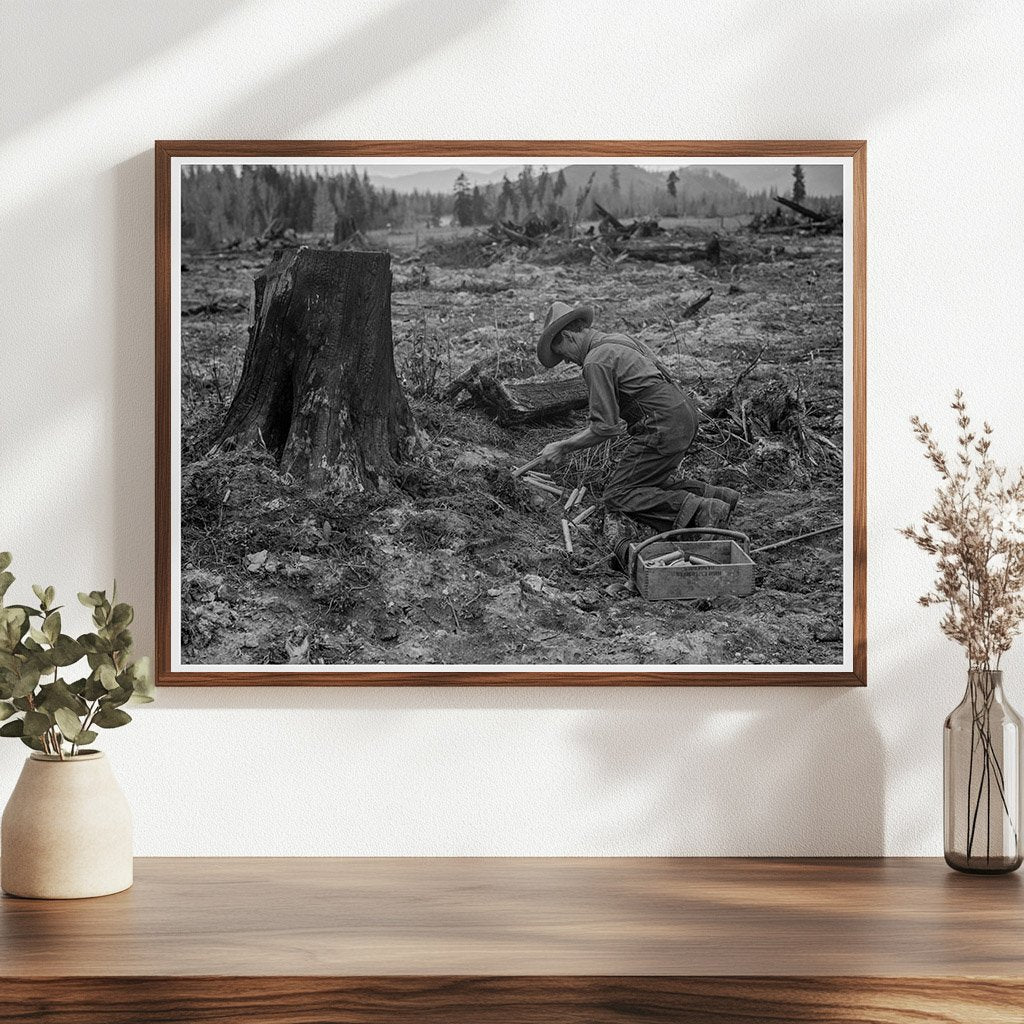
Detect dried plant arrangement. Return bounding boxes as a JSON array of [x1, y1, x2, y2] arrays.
[[902, 391, 1024, 668], [903, 391, 1024, 871]]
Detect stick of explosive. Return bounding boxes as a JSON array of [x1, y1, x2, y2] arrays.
[[564, 485, 586, 513], [512, 455, 549, 478], [522, 476, 562, 496], [646, 550, 687, 567], [571, 505, 597, 526], [561, 518, 574, 554]]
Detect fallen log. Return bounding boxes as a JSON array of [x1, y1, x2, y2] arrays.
[[773, 196, 829, 223], [466, 374, 589, 426], [592, 201, 628, 233], [615, 241, 719, 264], [496, 222, 539, 247]]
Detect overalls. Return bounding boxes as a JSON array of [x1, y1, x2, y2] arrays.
[[588, 336, 704, 531]]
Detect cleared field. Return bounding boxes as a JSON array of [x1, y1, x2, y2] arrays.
[[179, 225, 845, 668]]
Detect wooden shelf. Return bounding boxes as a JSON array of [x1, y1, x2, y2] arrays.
[[2, 857, 1022, 1022]]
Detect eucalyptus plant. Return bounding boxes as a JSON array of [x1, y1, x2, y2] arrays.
[[0, 552, 153, 759]]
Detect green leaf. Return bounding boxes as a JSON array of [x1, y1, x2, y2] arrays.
[[0, 572, 14, 602], [9, 604, 43, 619], [11, 665, 41, 699], [0, 607, 27, 651], [0, 718, 24, 737], [42, 611, 60, 644], [110, 603, 134, 629], [74, 730, 97, 746], [22, 711, 51, 738], [127, 657, 154, 698], [31, 584, 47, 608], [80, 635, 112, 656], [19, 734, 45, 752], [0, 701, 15, 721], [92, 705, 131, 729], [98, 664, 118, 690], [28, 627, 49, 646], [78, 592, 100, 608], [50, 635, 85, 667], [36, 678, 88, 717], [44, 586, 55, 608], [0, 553, 11, 573], [83, 675, 107, 701], [104, 685, 132, 708], [54, 707, 85, 741]]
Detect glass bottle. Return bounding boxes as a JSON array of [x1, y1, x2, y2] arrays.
[[944, 669, 1022, 873]]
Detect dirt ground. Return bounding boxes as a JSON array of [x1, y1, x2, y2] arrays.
[[179, 223, 846, 668]]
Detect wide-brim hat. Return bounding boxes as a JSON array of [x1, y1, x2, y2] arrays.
[[536, 301, 595, 368]]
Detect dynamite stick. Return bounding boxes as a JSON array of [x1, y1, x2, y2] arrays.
[[522, 477, 562, 496], [571, 505, 597, 526], [561, 519, 574, 554], [512, 455, 548, 478]]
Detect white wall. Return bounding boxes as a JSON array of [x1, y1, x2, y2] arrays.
[[1, 0, 1022, 856]]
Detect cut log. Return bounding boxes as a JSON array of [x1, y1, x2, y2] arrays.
[[467, 374, 589, 426], [773, 196, 829, 223], [216, 247, 417, 490]]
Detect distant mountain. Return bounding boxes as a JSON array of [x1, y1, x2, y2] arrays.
[[288, 161, 842, 202], [682, 163, 844, 197], [364, 165, 516, 194], [363, 162, 842, 201]]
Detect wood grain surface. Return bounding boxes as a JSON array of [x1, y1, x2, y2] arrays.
[[155, 139, 867, 687], [2, 857, 1021, 1023], [0, 976, 1022, 1024]]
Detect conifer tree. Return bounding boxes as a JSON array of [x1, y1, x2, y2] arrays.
[[792, 164, 806, 203]]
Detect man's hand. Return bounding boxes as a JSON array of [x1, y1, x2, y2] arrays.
[[538, 441, 566, 467]]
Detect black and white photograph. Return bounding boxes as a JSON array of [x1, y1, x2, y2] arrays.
[[164, 147, 860, 680]]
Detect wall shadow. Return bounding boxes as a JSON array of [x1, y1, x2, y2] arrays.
[[0, 2, 240, 139]]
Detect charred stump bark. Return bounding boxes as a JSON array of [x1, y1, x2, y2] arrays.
[[217, 247, 417, 490]]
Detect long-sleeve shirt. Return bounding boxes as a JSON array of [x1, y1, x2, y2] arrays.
[[577, 330, 675, 436]]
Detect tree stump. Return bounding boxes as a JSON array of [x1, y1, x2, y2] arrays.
[[217, 247, 417, 490]]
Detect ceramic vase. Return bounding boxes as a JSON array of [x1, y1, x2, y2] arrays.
[[1, 751, 133, 898]]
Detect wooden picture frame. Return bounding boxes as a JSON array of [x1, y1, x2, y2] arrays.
[[156, 140, 866, 686]]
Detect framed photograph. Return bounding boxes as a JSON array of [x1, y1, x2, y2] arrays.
[[156, 141, 865, 686]]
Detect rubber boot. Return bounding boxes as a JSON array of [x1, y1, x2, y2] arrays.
[[678, 478, 741, 513], [692, 497, 732, 529], [603, 512, 637, 571], [674, 496, 731, 531]]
